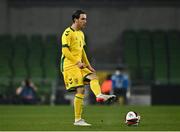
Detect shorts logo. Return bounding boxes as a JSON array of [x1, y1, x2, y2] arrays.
[[69, 78, 73, 85]]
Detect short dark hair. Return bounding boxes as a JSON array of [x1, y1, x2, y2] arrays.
[[72, 10, 86, 22]]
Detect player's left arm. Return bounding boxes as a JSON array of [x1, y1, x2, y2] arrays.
[[82, 48, 95, 72], [81, 32, 95, 72]]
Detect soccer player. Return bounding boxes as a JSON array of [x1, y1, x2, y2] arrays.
[[60, 10, 116, 126]]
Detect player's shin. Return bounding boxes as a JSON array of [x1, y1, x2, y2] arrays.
[[90, 79, 101, 97], [74, 93, 84, 122]]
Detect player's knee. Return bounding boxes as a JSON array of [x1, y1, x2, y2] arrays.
[[88, 73, 98, 80], [76, 87, 85, 94]]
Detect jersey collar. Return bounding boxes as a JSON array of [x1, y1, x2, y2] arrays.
[[70, 27, 75, 32]]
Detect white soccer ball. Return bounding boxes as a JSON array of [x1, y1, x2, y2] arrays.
[[125, 111, 141, 126]]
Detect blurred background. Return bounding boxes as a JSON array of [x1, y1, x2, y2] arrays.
[[0, 0, 180, 105]]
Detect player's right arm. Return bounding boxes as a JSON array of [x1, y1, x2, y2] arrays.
[[62, 47, 78, 64], [61, 29, 85, 68], [62, 47, 85, 68], [61, 30, 79, 64]]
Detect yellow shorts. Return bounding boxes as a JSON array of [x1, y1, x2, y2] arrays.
[[62, 66, 92, 92]]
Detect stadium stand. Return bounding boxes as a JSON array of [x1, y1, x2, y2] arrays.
[[0, 35, 13, 95], [137, 30, 153, 82], [123, 30, 139, 82], [0, 35, 13, 80], [152, 30, 168, 84], [167, 30, 180, 84], [1, 30, 180, 103], [44, 34, 59, 80], [29, 35, 44, 79], [14, 35, 29, 80]]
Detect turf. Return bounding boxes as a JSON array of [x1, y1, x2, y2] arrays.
[[0, 105, 180, 131]]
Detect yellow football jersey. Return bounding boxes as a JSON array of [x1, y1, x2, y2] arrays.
[[61, 27, 86, 72]]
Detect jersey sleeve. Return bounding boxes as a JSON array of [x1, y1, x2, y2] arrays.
[[61, 29, 79, 64], [82, 32, 86, 46], [62, 30, 71, 47], [82, 48, 90, 66], [81, 32, 90, 66], [62, 48, 79, 64]]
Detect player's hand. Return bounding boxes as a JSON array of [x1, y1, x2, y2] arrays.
[[87, 65, 96, 72], [77, 61, 86, 69]]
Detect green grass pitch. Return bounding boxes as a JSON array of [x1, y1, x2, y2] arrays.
[[0, 105, 180, 131]]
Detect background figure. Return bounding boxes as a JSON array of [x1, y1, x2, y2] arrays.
[[111, 67, 130, 105], [16, 79, 38, 104], [101, 74, 112, 95]]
